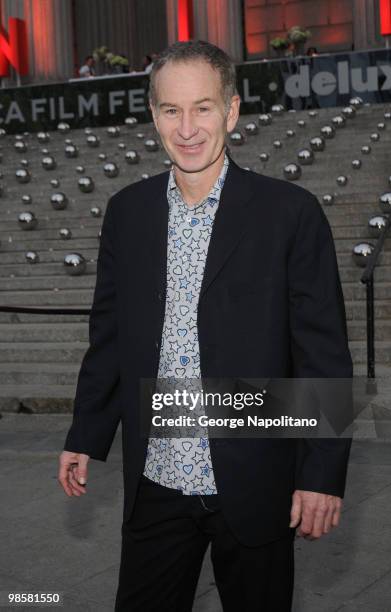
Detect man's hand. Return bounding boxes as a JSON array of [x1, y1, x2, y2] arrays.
[[58, 451, 90, 497], [289, 489, 342, 540]]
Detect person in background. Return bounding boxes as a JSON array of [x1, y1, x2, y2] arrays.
[[141, 54, 153, 73], [78, 55, 96, 78], [306, 46, 319, 57]]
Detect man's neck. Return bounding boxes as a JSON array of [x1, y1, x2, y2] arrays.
[[173, 148, 226, 208]]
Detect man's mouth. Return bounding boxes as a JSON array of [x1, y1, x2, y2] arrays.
[[176, 142, 205, 152]]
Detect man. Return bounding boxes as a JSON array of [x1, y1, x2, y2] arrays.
[[59, 40, 353, 611], [78, 55, 96, 78]]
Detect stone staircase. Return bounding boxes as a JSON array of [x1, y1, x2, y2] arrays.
[[0, 102, 390, 411]]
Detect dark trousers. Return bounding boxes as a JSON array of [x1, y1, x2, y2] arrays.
[[115, 475, 294, 612]]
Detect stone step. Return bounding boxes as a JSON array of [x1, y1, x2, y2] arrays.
[[0, 362, 79, 386], [0, 341, 88, 363]]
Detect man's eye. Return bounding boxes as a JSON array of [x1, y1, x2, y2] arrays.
[[199, 107, 209, 113], [166, 108, 177, 115]]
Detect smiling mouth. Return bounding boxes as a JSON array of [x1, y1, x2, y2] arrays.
[[176, 142, 205, 151]]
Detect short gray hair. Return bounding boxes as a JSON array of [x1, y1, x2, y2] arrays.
[[148, 40, 237, 111]]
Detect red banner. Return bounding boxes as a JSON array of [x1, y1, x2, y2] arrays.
[[0, 17, 29, 77]]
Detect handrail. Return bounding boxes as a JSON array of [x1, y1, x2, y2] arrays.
[[360, 214, 391, 394]]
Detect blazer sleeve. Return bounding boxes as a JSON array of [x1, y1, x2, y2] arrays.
[[63, 196, 121, 461], [288, 191, 353, 498]]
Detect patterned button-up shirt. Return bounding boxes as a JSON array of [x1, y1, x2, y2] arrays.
[[142, 152, 230, 495]]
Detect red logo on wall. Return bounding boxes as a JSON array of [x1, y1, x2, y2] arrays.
[[0, 17, 29, 77]]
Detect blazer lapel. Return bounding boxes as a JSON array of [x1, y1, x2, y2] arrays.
[[200, 155, 255, 298]]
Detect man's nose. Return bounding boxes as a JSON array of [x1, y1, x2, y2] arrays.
[[177, 111, 198, 140]]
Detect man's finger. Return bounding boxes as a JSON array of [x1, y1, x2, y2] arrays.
[[74, 455, 89, 486], [332, 505, 341, 527], [68, 467, 86, 495], [58, 464, 73, 497], [297, 505, 315, 537], [289, 493, 302, 528]]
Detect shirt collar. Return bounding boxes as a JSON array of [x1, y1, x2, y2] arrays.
[[167, 150, 230, 208]]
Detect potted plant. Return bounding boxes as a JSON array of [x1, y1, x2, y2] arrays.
[[270, 37, 290, 57], [287, 26, 312, 56]]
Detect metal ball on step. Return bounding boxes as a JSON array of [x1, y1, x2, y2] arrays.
[[141, 173, 150, 179], [57, 122, 71, 133], [50, 179, 60, 188], [76, 165, 85, 174], [25, 250, 39, 263], [384, 112, 391, 121], [271, 104, 285, 115], [64, 253, 86, 275], [125, 150, 140, 164], [379, 192, 391, 214], [229, 131, 245, 145], [0, 128, 7, 137], [87, 134, 100, 147], [64, 139, 73, 145], [84, 128, 93, 135], [297, 119, 306, 127], [273, 140, 282, 149], [118, 142, 126, 150], [90, 206, 102, 218], [377, 122, 386, 130], [107, 126, 120, 137], [20, 159, 29, 167], [258, 113, 272, 126], [163, 159, 172, 168], [78, 176, 94, 193], [65, 145, 79, 158], [368, 215, 387, 236], [370, 132, 380, 141], [322, 194, 334, 205], [336, 175, 348, 186], [320, 125, 335, 139], [50, 192, 68, 210], [136, 133, 145, 139], [244, 122, 258, 135], [103, 162, 119, 178], [14, 141, 27, 152], [352, 242, 374, 267], [41, 148, 50, 154], [283, 163, 301, 181], [308, 110, 318, 117], [18, 211, 37, 230], [286, 129, 295, 137], [21, 194, 32, 204], [331, 115, 346, 128], [15, 168, 31, 183], [144, 138, 159, 152], [342, 106, 356, 118], [125, 116, 138, 128], [349, 96, 364, 107], [351, 159, 362, 169], [98, 153, 107, 161], [59, 228, 72, 239], [42, 156, 57, 170], [310, 136, 325, 152], [297, 148, 314, 165], [361, 145, 371, 154], [259, 153, 269, 162]]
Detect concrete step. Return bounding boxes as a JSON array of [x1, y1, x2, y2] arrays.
[[0, 341, 88, 363]]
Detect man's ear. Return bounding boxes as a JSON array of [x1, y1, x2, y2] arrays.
[[226, 94, 241, 133]]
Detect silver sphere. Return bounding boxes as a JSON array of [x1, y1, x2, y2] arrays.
[[308, 110, 318, 117], [21, 194, 32, 204], [64, 253, 86, 276], [229, 131, 245, 145], [389, 175, 391, 187], [59, 228, 72, 239], [244, 122, 258, 135], [50, 179, 60, 188], [41, 148, 50, 154], [141, 173, 150, 179], [336, 175, 348, 186], [283, 163, 301, 181], [15, 168, 31, 183], [377, 122, 386, 131], [271, 104, 285, 115], [297, 119, 306, 127], [76, 165, 85, 174], [124, 116, 138, 128], [20, 159, 29, 167], [259, 153, 269, 162], [42, 156, 57, 170], [297, 148, 314, 165], [342, 106, 356, 118], [90, 206, 102, 218], [349, 97, 364, 108], [368, 215, 387, 237], [379, 192, 391, 214], [144, 138, 159, 152], [351, 159, 362, 169], [352, 242, 374, 267], [118, 142, 126, 150], [107, 126, 120, 137], [103, 162, 119, 178], [64, 139, 73, 145], [322, 194, 334, 205], [320, 125, 335, 139], [286, 129, 295, 137], [384, 112, 391, 121], [258, 113, 272, 126], [78, 176, 94, 193], [14, 141, 27, 152], [25, 250, 39, 263], [86, 134, 100, 147], [98, 153, 107, 161], [136, 133, 145, 139], [125, 150, 140, 164], [0, 128, 6, 137], [273, 140, 282, 149], [163, 159, 172, 168], [57, 122, 71, 133], [50, 192, 68, 210], [310, 136, 325, 152], [361, 145, 371, 154], [331, 115, 346, 128], [370, 132, 380, 142], [18, 211, 37, 230], [65, 145, 79, 158]]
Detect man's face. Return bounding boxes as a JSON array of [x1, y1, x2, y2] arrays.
[[150, 60, 240, 174]]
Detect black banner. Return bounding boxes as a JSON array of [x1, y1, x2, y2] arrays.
[[0, 49, 390, 133]]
